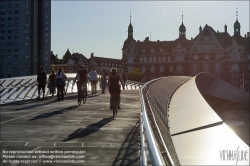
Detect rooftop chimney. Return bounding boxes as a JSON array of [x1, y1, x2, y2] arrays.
[[191, 37, 193, 40], [247, 32, 249, 37], [245, 34, 246, 38], [199, 25, 202, 33]]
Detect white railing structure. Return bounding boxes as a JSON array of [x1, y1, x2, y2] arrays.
[[0, 73, 144, 104], [140, 77, 190, 166]]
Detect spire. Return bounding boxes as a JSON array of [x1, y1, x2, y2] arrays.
[[234, 8, 241, 35], [179, 11, 186, 38], [130, 10, 131, 23], [182, 11, 183, 23], [236, 8, 238, 21], [224, 23, 227, 33], [127, 11, 133, 39]]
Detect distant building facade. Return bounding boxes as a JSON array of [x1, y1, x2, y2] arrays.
[[51, 49, 122, 74], [122, 14, 250, 92], [0, 0, 51, 78]]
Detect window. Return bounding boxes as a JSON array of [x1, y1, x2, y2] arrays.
[[1, 37, 4, 40], [169, 66, 173, 72], [168, 56, 171, 62], [215, 64, 220, 70], [1, 24, 5, 28], [158, 57, 161, 62], [193, 55, 199, 60], [8, 61, 11, 65], [14, 10, 19, 14], [8, 36, 11, 40], [204, 54, 210, 60], [144, 57, 147, 63], [1, 12, 5, 15], [1, 49, 4, 53], [14, 17, 18, 20], [215, 54, 221, 59], [140, 57, 143, 63], [8, 23, 12, 27], [203, 64, 209, 71], [160, 49, 164, 53], [8, 49, 11, 52], [128, 57, 134, 63], [14, 23, 18, 27], [149, 57, 152, 62], [150, 66, 155, 73], [1, 30, 4, 34], [141, 66, 145, 73], [14, 55, 18, 58], [176, 65, 183, 71], [151, 49, 154, 53], [232, 64, 239, 71], [153, 57, 156, 62], [141, 49, 145, 53], [7, 43, 11, 46], [8, 30, 11, 33], [8, 4, 12, 8], [14, 4, 19, 8], [8, 11, 12, 15], [130, 47, 134, 53], [160, 66, 164, 73], [163, 57, 166, 62], [14, 48, 18, 52], [14, 36, 18, 39]]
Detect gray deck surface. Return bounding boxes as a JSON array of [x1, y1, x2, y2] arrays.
[[0, 90, 140, 166]]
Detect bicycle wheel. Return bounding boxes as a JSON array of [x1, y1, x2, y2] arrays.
[[78, 90, 82, 106], [82, 90, 86, 104]]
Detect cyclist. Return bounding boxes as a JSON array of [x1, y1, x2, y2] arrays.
[[74, 65, 88, 101], [108, 67, 124, 110]]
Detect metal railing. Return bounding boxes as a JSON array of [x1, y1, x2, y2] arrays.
[[0, 74, 143, 104], [140, 76, 191, 166]]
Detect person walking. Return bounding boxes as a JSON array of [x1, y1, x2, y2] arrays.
[[37, 66, 47, 99], [55, 68, 65, 101], [63, 73, 67, 95], [89, 68, 98, 94], [100, 67, 109, 94], [108, 67, 124, 109], [48, 69, 56, 99], [121, 69, 127, 90]]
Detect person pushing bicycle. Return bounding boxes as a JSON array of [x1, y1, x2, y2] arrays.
[[108, 67, 124, 110], [74, 65, 88, 102]]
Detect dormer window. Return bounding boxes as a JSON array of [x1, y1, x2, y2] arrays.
[[130, 47, 134, 53]]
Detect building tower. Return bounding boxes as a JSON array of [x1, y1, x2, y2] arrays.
[[179, 12, 186, 38], [234, 8, 241, 35], [0, 0, 51, 78], [128, 11, 134, 39]]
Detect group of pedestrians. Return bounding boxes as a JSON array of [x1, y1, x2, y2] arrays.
[[36, 65, 128, 109]]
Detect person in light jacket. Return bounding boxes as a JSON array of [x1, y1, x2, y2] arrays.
[[89, 68, 98, 94]]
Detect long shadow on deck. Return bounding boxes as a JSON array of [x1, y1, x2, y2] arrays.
[[62, 117, 113, 142], [28, 105, 78, 121], [112, 120, 140, 166]]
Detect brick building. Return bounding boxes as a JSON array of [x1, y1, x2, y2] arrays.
[[51, 49, 122, 74], [122, 13, 250, 92]]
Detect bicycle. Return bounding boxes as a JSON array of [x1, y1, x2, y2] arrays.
[[111, 93, 118, 117], [77, 82, 86, 106]]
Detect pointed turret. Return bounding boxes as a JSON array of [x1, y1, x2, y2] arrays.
[[179, 12, 186, 38], [234, 8, 241, 35]]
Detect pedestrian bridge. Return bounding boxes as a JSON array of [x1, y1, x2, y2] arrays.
[[0, 73, 249, 165]]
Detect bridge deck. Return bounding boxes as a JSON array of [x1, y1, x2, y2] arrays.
[[0, 90, 140, 166]]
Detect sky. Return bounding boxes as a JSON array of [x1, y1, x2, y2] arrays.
[[51, 1, 249, 60]]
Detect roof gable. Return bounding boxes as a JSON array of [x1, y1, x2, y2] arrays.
[[190, 25, 224, 52]]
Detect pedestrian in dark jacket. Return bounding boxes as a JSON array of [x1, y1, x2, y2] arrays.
[[37, 66, 47, 99]]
